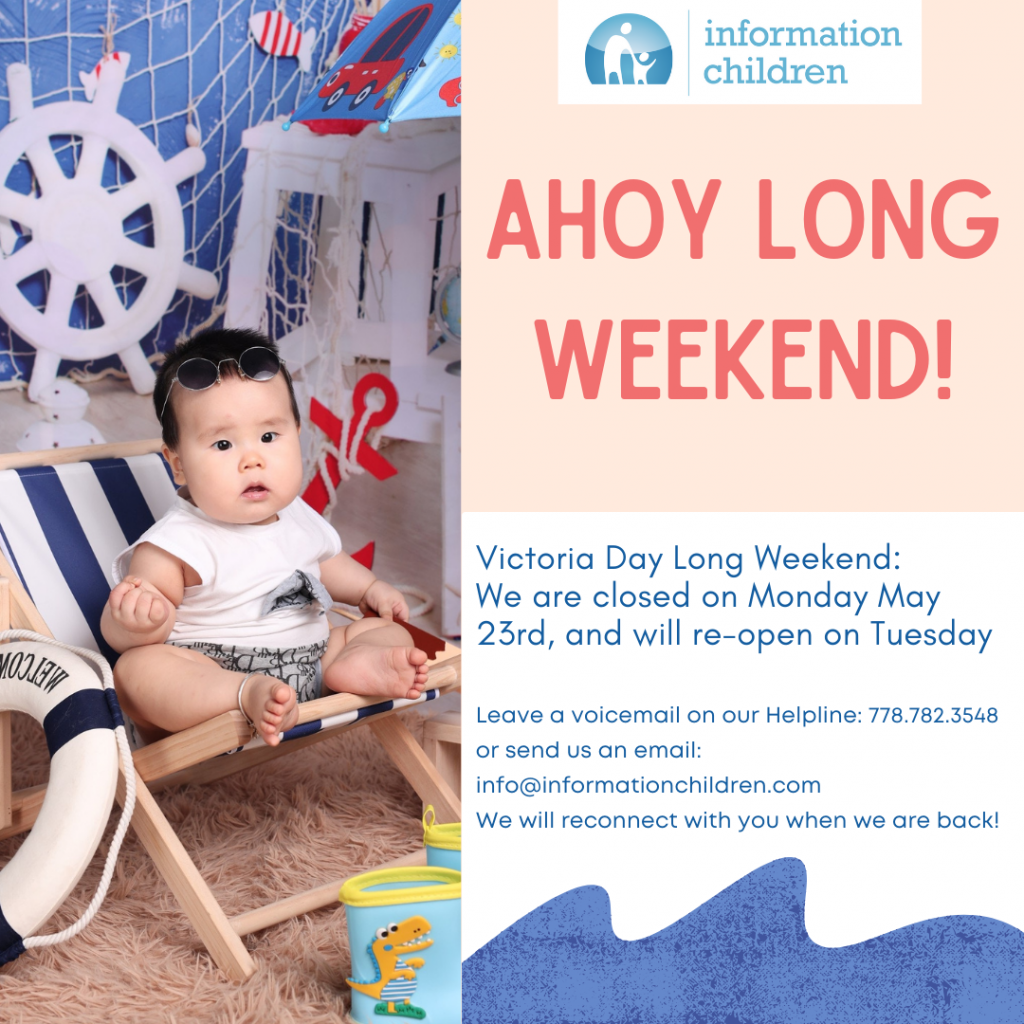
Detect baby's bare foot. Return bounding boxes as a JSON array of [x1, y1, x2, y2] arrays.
[[241, 674, 298, 746], [324, 645, 429, 701]]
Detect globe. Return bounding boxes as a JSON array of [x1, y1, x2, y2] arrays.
[[436, 269, 461, 341]]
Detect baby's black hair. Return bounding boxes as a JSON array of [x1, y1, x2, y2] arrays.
[[155, 327, 300, 449]]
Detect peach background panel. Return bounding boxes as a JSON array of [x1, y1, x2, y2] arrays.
[[462, 0, 1022, 515]]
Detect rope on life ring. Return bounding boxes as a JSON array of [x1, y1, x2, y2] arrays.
[[0, 631, 137, 966]]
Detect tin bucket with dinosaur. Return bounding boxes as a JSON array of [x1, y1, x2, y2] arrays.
[[422, 806, 461, 872], [340, 866, 461, 1023]]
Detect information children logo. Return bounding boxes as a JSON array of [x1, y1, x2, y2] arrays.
[[585, 14, 672, 85]]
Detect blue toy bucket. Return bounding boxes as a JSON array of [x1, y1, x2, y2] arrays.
[[422, 806, 461, 872], [340, 867, 461, 1023]]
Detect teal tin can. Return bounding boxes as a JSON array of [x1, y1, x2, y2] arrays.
[[340, 866, 461, 1023], [423, 806, 461, 872]]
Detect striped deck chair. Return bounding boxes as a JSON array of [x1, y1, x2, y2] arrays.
[[0, 439, 461, 980]]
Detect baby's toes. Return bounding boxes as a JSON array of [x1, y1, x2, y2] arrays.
[[258, 712, 282, 745], [271, 684, 299, 735], [268, 682, 295, 715]]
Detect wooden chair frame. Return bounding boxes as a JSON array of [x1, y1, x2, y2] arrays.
[[0, 440, 461, 980]]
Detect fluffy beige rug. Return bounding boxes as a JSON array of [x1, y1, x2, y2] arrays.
[[0, 710, 431, 1023]]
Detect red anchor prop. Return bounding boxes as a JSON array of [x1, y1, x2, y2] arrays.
[[350, 541, 375, 570], [302, 373, 400, 514]]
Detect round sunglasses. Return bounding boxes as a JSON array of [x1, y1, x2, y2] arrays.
[[159, 347, 282, 421]]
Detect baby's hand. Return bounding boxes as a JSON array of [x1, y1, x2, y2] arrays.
[[359, 579, 409, 622], [107, 576, 171, 633]]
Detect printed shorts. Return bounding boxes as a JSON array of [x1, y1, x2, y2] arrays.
[[168, 638, 329, 704]]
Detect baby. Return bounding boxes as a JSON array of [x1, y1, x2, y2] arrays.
[[101, 327, 428, 747]]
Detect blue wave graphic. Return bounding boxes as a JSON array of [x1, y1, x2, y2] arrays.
[[463, 859, 1024, 1023]]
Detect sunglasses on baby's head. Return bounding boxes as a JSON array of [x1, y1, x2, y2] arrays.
[[159, 346, 282, 421]]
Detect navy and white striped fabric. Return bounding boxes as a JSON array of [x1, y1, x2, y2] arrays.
[[0, 455, 176, 662], [280, 689, 439, 744], [0, 455, 445, 747]]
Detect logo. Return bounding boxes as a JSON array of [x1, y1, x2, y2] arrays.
[[585, 14, 672, 85]]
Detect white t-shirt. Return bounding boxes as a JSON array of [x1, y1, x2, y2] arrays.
[[114, 496, 342, 648]]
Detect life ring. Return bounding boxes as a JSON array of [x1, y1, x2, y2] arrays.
[[0, 633, 136, 966]]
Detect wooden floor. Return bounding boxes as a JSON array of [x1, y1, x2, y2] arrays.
[[0, 377, 157, 451], [0, 382, 446, 637]]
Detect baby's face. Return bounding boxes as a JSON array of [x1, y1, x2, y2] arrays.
[[163, 373, 303, 525]]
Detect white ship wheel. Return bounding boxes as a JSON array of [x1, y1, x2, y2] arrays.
[[0, 61, 218, 400]]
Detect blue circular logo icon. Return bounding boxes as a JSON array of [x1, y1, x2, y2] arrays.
[[586, 14, 672, 85]]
